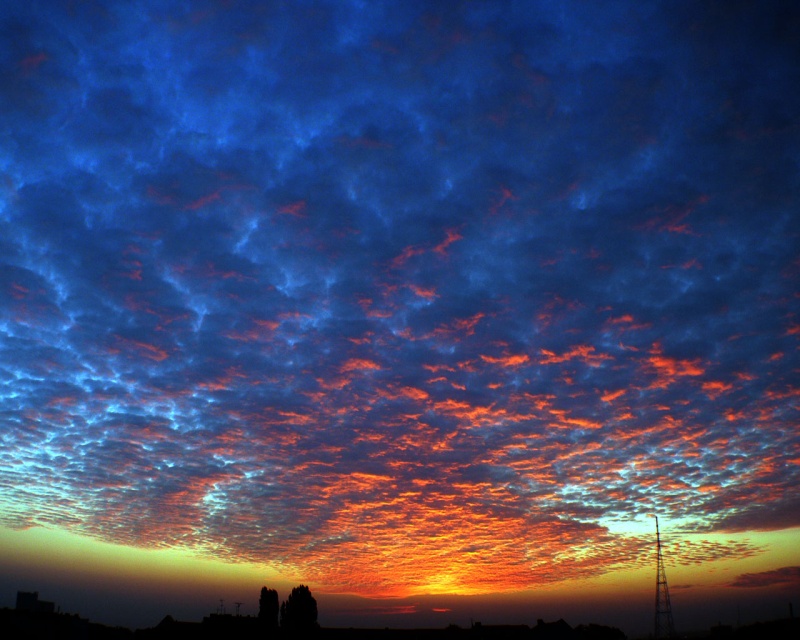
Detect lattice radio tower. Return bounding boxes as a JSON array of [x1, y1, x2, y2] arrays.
[[654, 516, 676, 639]]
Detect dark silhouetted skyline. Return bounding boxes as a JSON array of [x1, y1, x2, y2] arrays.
[[1, 1, 798, 636]]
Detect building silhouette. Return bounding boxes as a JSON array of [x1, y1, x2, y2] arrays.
[[16, 591, 55, 614]]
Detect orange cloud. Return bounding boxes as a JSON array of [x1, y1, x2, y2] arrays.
[[408, 284, 438, 299], [480, 353, 530, 367], [432, 228, 463, 256], [645, 342, 704, 388], [702, 380, 734, 399], [601, 389, 626, 403], [340, 358, 382, 373], [399, 386, 430, 401], [391, 245, 426, 268], [540, 344, 611, 367]]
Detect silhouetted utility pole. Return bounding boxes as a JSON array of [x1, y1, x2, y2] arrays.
[[654, 516, 676, 639]]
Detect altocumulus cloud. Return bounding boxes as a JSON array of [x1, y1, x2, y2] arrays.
[[0, 0, 799, 597]]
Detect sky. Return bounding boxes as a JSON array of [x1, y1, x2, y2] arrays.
[[1, 0, 799, 636]]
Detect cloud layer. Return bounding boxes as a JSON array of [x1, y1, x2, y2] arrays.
[[1, 0, 798, 598]]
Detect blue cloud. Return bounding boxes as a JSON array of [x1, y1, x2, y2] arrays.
[[0, 0, 798, 626]]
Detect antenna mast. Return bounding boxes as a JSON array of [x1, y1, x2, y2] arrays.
[[654, 516, 676, 639]]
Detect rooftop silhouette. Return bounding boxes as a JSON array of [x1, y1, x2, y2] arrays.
[[3, 584, 798, 640]]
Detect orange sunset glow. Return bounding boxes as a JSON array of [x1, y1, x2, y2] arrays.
[[1, 1, 799, 638]]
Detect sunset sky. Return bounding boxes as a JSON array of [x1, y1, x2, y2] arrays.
[[1, 1, 798, 636]]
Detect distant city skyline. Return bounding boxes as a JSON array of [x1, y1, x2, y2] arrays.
[[1, 1, 798, 637], [2, 563, 798, 639]]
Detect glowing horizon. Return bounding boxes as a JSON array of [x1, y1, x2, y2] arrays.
[[1, 1, 798, 636], [2, 522, 798, 631]]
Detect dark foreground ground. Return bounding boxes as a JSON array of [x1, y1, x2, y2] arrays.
[[2, 608, 799, 640]]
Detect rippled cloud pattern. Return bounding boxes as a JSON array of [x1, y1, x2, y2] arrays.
[[1, 0, 798, 598]]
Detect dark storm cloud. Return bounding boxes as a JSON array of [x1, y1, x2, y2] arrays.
[[1, 0, 798, 596]]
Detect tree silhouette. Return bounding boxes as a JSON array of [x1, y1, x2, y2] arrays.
[[258, 586, 279, 629], [280, 584, 318, 632]]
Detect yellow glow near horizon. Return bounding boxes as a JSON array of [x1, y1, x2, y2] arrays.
[[666, 527, 800, 587], [0, 524, 292, 594], [2, 523, 797, 608]]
